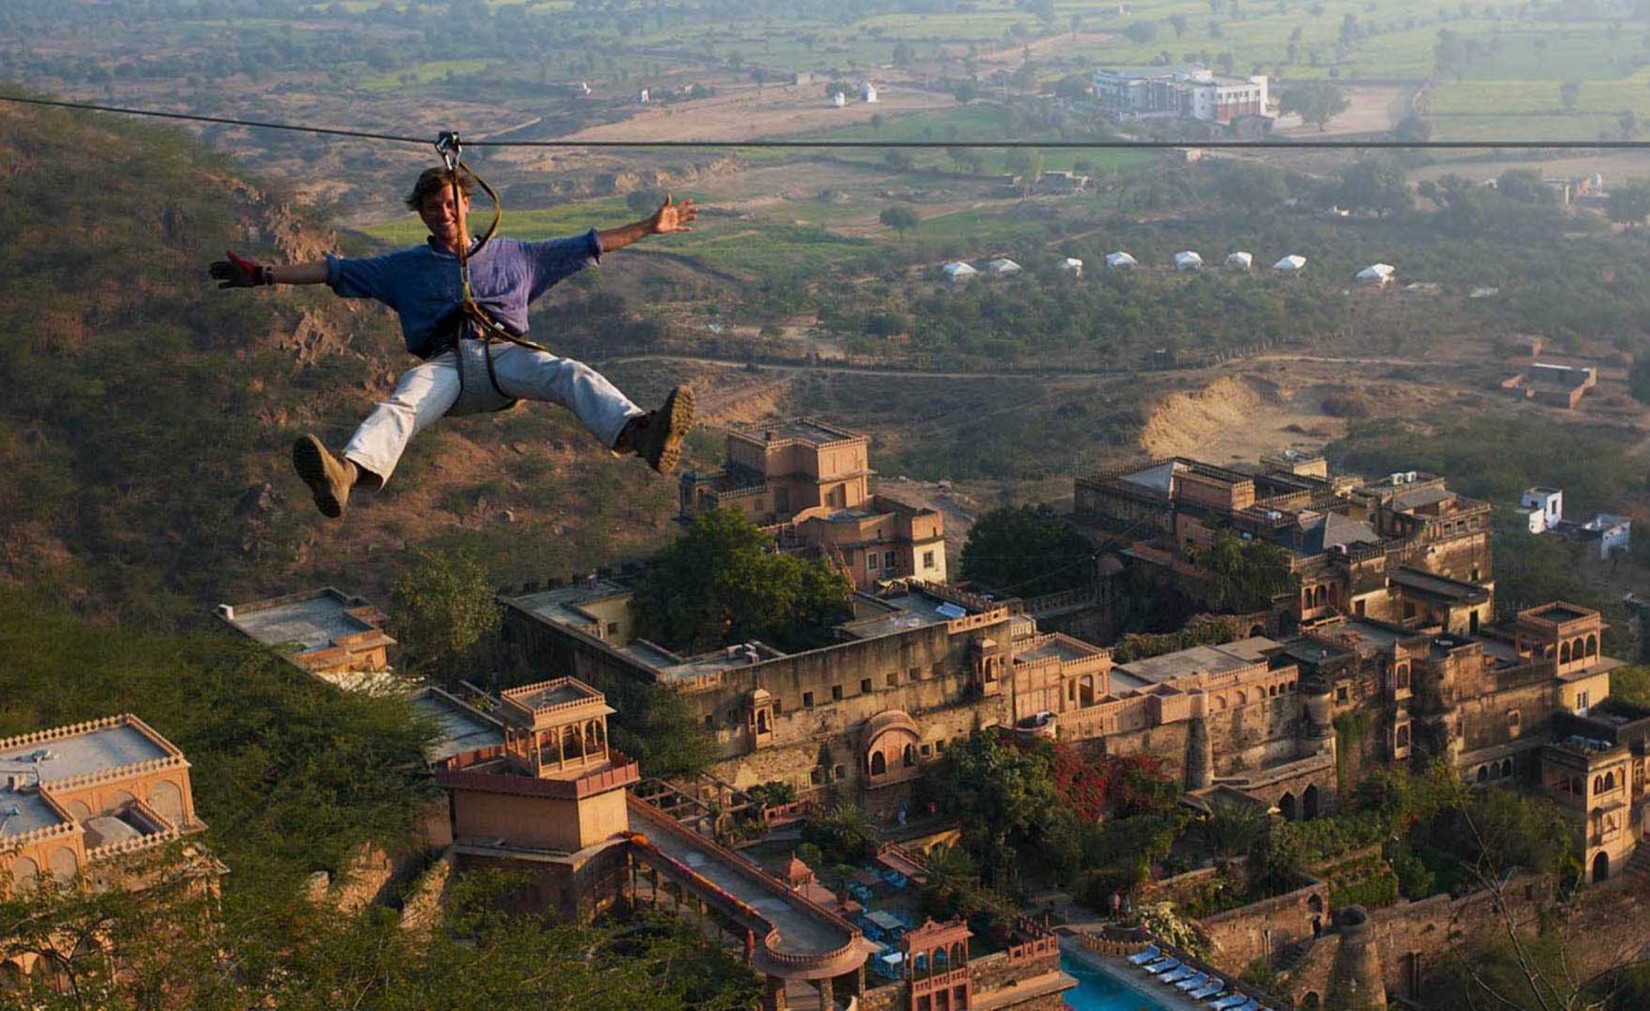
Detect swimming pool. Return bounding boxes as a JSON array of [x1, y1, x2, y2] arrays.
[[1062, 951, 1175, 1011]]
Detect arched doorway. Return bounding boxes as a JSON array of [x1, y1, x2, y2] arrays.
[[1278, 793, 1297, 820], [1303, 784, 1321, 819], [1594, 851, 1610, 883]]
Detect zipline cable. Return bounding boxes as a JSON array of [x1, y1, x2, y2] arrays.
[[5, 92, 1650, 151]]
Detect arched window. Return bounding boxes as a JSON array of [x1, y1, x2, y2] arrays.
[[1477, 766, 1489, 783], [913, 954, 928, 979], [903, 743, 917, 767], [1396, 665, 1410, 690], [1604, 771, 1616, 791], [1079, 675, 1096, 708], [871, 752, 887, 776], [1587, 635, 1599, 657], [1269, 684, 1279, 698], [934, 947, 949, 973], [1315, 586, 1328, 607], [1235, 690, 1248, 705], [1561, 642, 1572, 663], [951, 942, 966, 966], [1396, 724, 1410, 749], [1594, 775, 1604, 794], [1501, 759, 1514, 779]]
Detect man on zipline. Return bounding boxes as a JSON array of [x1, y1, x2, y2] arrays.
[[211, 167, 696, 519]]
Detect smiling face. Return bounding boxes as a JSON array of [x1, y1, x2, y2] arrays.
[[418, 185, 470, 254]]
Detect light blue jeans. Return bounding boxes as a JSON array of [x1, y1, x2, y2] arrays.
[[342, 345, 643, 484]]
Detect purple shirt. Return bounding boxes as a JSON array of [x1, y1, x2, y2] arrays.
[[325, 230, 601, 358]]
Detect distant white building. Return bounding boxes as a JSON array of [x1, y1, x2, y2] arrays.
[[1580, 514, 1632, 559], [831, 91, 847, 108], [861, 81, 879, 103], [1173, 250, 1203, 271], [942, 261, 978, 283], [1060, 257, 1084, 276], [985, 258, 1022, 278], [1521, 487, 1564, 534], [1092, 63, 1269, 124], [1105, 251, 1137, 269], [1273, 254, 1307, 272], [639, 88, 650, 104], [1356, 263, 1396, 286], [1225, 251, 1253, 271]]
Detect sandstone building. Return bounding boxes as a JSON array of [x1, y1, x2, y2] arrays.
[[679, 420, 948, 590], [218, 587, 396, 689], [430, 676, 1072, 1010], [0, 715, 220, 984]]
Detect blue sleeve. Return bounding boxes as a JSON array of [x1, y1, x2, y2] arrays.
[[526, 229, 602, 302], [326, 252, 406, 305]]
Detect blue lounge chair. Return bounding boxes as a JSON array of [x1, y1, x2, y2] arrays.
[[1174, 972, 1209, 990], [1188, 979, 1225, 999], [1142, 957, 1181, 975], [1126, 945, 1161, 966], [1231, 1001, 1261, 1011], [1208, 995, 1250, 1010], [1161, 966, 1198, 984], [1139, 956, 1174, 972]]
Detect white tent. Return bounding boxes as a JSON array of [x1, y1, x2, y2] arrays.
[[1105, 251, 1137, 269], [942, 261, 978, 283], [985, 258, 1022, 277], [1059, 257, 1084, 276], [1224, 251, 1253, 271], [1173, 251, 1203, 271], [1273, 254, 1307, 272], [1356, 263, 1396, 286]]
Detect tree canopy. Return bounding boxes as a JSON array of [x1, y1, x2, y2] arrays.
[[1280, 80, 1350, 131], [389, 549, 501, 682], [960, 504, 1092, 597], [630, 509, 854, 654]]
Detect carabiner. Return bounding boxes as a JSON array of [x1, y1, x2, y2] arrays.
[[435, 131, 463, 172]]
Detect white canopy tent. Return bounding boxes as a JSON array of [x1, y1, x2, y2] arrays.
[[1105, 251, 1137, 269], [1273, 254, 1307, 272], [1356, 263, 1396, 286], [1224, 251, 1253, 270], [1173, 251, 1203, 271]]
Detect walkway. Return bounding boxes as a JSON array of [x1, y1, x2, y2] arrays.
[[628, 797, 864, 972]]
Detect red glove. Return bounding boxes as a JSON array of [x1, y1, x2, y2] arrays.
[[209, 250, 273, 288]]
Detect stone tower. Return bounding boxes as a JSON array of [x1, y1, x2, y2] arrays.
[[1327, 906, 1387, 1010]]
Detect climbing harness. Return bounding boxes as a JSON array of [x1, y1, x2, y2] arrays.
[[435, 131, 550, 416]]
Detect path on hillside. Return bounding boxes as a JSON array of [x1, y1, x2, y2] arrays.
[[598, 351, 1437, 381]]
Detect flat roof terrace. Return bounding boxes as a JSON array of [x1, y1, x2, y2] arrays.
[[1115, 638, 1278, 687], [839, 592, 965, 641], [1017, 636, 1105, 664], [410, 691, 505, 764], [226, 590, 378, 652], [513, 581, 633, 629], [1, 720, 172, 838]]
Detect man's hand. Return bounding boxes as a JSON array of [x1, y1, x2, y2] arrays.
[[647, 195, 697, 236], [209, 250, 273, 288]]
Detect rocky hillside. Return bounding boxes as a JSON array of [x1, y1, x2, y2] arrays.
[[0, 101, 684, 624]]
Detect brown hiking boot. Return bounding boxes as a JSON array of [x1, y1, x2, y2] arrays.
[[292, 435, 356, 519], [624, 386, 695, 475]]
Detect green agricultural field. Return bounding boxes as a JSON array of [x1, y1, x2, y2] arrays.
[[359, 59, 501, 92]]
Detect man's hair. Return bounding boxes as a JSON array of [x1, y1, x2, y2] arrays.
[[405, 167, 472, 211]]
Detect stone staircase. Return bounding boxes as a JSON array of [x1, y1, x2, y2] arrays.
[[1622, 842, 1650, 878], [1273, 937, 1317, 976]]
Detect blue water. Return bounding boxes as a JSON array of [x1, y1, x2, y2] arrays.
[[1061, 951, 1175, 1011]]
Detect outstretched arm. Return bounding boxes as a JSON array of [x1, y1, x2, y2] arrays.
[[210, 251, 328, 288], [595, 195, 697, 254]]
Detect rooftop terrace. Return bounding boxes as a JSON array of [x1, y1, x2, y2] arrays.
[[0, 718, 172, 839], [1114, 637, 1277, 688], [222, 588, 377, 652]]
